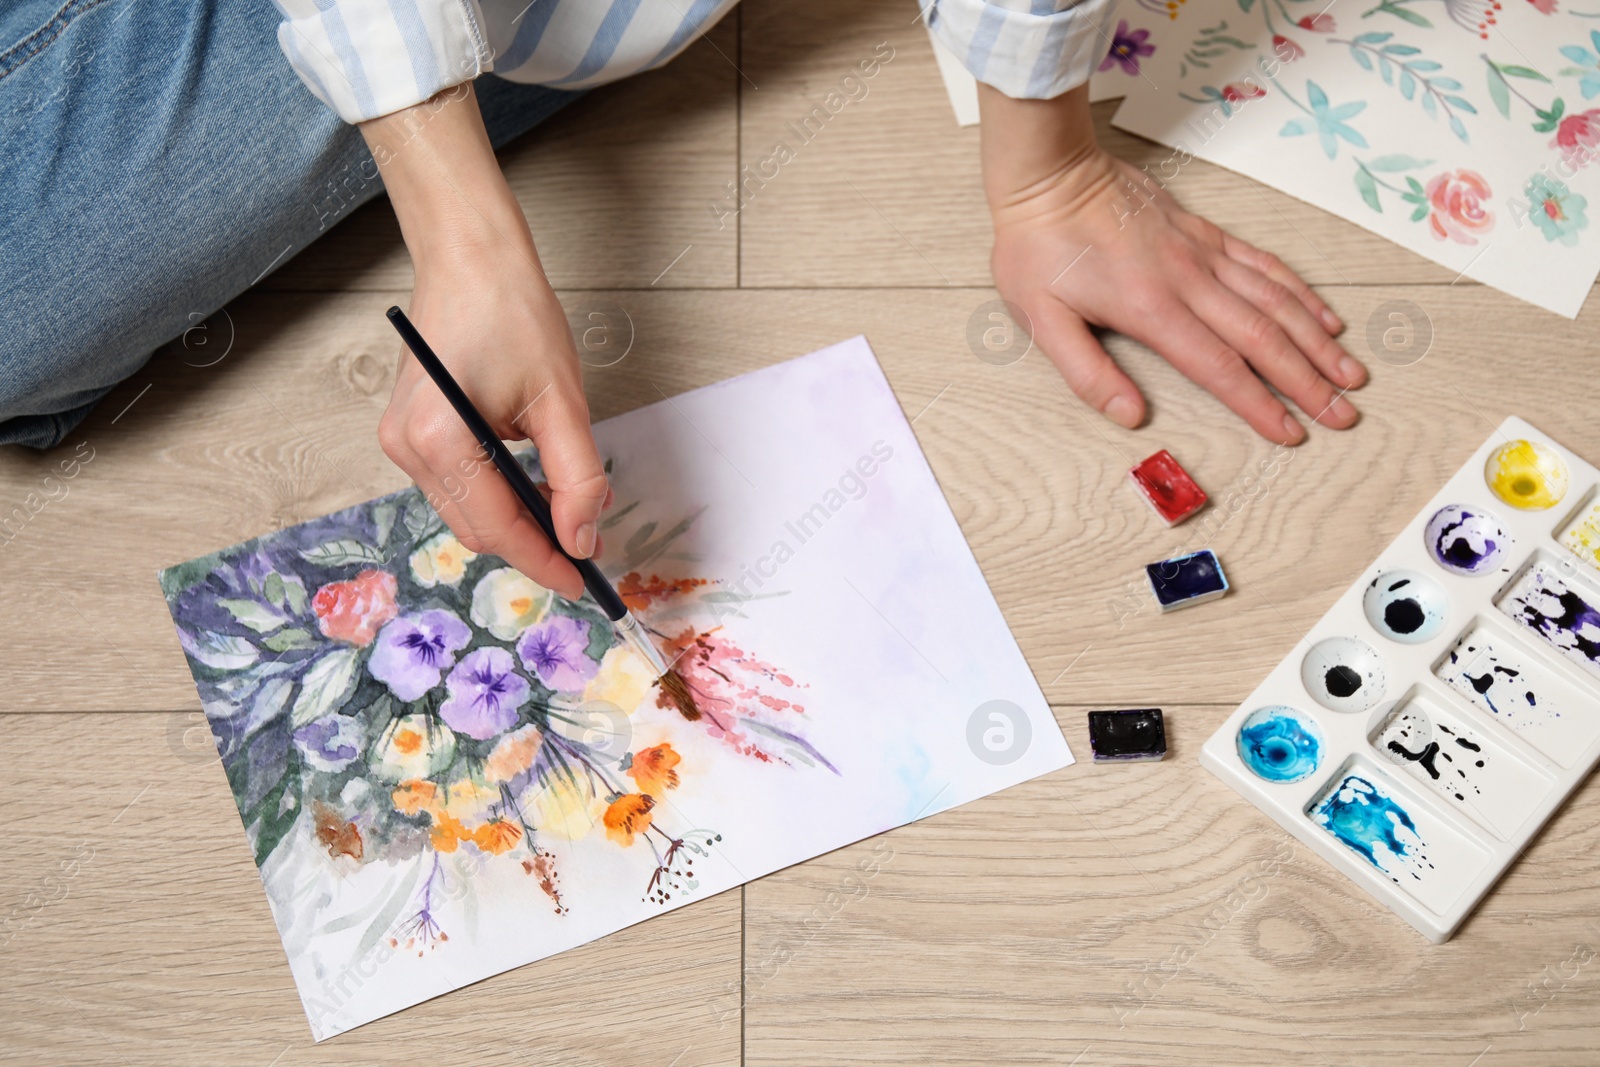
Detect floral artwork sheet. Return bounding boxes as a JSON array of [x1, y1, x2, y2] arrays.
[[1105, 0, 1600, 317], [161, 337, 1071, 1041]]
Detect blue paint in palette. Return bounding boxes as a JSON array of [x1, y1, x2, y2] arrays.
[[1312, 774, 1430, 881], [1237, 706, 1322, 783], [1146, 549, 1229, 612]]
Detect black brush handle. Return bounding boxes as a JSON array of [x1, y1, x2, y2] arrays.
[[386, 306, 627, 621]]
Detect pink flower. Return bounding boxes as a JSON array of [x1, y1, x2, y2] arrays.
[[1297, 14, 1335, 31], [1527, 0, 1557, 13], [1273, 35, 1305, 62], [1552, 109, 1600, 170], [1222, 82, 1268, 104], [1424, 170, 1494, 245], [312, 569, 398, 646]]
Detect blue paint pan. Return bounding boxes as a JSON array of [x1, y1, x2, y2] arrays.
[[1146, 549, 1228, 612]]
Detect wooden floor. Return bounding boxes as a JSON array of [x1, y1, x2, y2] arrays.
[[6, 1, 1600, 1063]]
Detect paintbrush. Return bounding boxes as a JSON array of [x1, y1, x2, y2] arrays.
[[385, 306, 700, 721]]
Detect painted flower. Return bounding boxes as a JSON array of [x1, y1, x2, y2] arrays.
[[470, 567, 553, 640], [311, 569, 397, 647], [1526, 173, 1589, 245], [582, 644, 658, 713], [484, 723, 544, 783], [1529, 0, 1558, 11], [439, 647, 530, 740], [534, 776, 603, 840], [472, 818, 523, 855], [603, 793, 656, 847], [1552, 109, 1600, 170], [626, 743, 681, 796], [1272, 35, 1304, 62], [517, 615, 600, 693], [392, 779, 438, 816], [409, 531, 477, 588], [368, 609, 471, 701], [1280, 81, 1367, 161], [434, 779, 502, 822], [293, 713, 364, 772], [370, 712, 457, 782], [429, 811, 467, 853], [1559, 32, 1600, 99], [1425, 169, 1494, 244], [1222, 82, 1267, 104], [1098, 20, 1155, 76], [1296, 14, 1335, 31]]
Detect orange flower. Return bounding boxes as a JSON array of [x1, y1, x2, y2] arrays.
[[626, 743, 681, 796], [484, 724, 543, 784], [392, 779, 438, 816], [602, 793, 656, 847], [311, 569, 398, 647], [472, 818, 523, 855], [430, 811, 467, 853]]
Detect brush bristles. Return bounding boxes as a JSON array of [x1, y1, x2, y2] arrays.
[[658, 668, 700, 721]]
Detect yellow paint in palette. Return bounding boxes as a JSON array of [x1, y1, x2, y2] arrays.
[[1564, 501, 1600, 572], [1486, 439, 1568, 510]]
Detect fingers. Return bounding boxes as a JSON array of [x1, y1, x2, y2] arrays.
[[1121, 297, 1306, 445], [1182, 270, 1358, 430], [1029, 299, 1146, 428], [1209, 256, 1363, 396], [512, 379, 609, 563], [379, 388, 586, 600], [1221, 232, 1353, 347]]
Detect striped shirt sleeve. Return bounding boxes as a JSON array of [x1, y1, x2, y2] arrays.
[[272, 0, 496, 123], [921, 0, 1120, 100]]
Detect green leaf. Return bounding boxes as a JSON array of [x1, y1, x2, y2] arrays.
[[1405, 175, 1425, 194], [624, 520, 658, 557], [373, 500, 399, 547], [1280, 118, 1309, 136], [1410, 202, 1429, 222], [1500, 64, 1549, 82], [1238, 0, 1256, 11], [218, 597, 287, 634], [184, 629, 258, 671], [1354, 167, 1382, 212], [282, 576, 308, 616], [1367, 154, 1432, 171], [290, 647, 361, 728], [298, 539, 386, 569], [263, 627, 319, 653], [1388, 5, 1432, 27], [1487, 66, 1511, 118], [1382, 44, 1421, 56], [248, 754, 302, 868], [1353, 32, 1393, 45], [263, 573, 286, 609]]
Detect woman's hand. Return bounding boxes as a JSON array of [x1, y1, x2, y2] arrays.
[[979, 84, 1365, 444], [362, 86, 606, 600]]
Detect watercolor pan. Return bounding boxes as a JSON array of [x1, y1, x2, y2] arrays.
[[1146, 549, 1228, 612], [1200, 417, 1600, 943], [1129, 450, 1207, 526], [1088, 708, 1167, 762]]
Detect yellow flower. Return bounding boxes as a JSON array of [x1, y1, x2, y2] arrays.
[[484, 724, 544, 783], [533, 775, 603, 840], [434, 778, 501, 823], [409, 531, 477, 587], [582, 645, 657, 714], [370, 714, 456, 782], [470, 566, 553, 640]]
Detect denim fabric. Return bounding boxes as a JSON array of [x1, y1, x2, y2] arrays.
[[0, 0, 579, 448]]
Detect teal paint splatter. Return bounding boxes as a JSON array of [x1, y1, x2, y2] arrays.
[[1312, 775, 1423, 875], [1237, 708, 1322, 783]]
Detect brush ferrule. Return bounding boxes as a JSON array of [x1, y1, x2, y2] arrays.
[[614, 611, 670, 679]]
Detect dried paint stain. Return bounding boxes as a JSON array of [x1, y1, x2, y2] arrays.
[[1377, 708, 1486, 804], [1311, 774, 1434, 883], [1499, 563, 1600, 680], [1562, 500, 1600, 574], [1438, 631, 1558, 726]]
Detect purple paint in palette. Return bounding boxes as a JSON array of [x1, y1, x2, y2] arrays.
[[1498, 562, 1600, 681], [1424, 504, 1510, 575]]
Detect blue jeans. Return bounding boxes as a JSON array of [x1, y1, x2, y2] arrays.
[[0, 0, 578, 448]]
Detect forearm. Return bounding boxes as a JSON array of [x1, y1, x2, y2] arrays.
[[359, 85, 538, 271]]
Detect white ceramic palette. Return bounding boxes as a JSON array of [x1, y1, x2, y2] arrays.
[[1200, 417, 1600, 942]]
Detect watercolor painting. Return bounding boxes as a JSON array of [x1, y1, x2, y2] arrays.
[[1106, 0, 1600, 316], [162, 337, 1071, 1039]]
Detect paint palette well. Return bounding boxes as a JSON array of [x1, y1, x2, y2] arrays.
[[1201, 418, 1600, 943]]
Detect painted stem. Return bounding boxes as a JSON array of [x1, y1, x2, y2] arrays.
[[1355, 158, 1408, 194], [1333, 38, 1464, 125], [1480, 53, 1546, 112]]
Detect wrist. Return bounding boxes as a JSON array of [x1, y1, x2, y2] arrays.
[[978, 83, 1118, 225]]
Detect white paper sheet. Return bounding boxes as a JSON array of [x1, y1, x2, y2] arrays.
[[162, 337, 1071, 1040], [1109, 0, 1600, 317]]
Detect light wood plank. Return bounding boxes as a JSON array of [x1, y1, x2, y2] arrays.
[[736, 0, 1481, 288], [3, 285, 1599, 712], [262, 17, 740, 294], [743, 703, 1600, 1066], [0, 713, 741, 1065]]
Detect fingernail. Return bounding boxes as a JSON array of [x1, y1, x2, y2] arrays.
[[1320, 308, 1343, 333], [1338, 356, 1365, 388], [1330, 395, 1358, 423], [576, 521, 597, 559], [1104, 395, 1140, 428], [1282, 413, 1305, 444]]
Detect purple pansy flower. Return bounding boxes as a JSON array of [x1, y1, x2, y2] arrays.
[[440, 647, 530, 740], [1099, 20, 1154, 76], [294, 713, 363, 772], [368, 609, 471, 701], [517, 615, 599, 693]]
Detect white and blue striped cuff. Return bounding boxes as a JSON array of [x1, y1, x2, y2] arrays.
[[922, 0, 1121, 100]]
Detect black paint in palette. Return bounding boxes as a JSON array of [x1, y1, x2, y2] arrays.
[[1146, 549, 1229, 612]]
